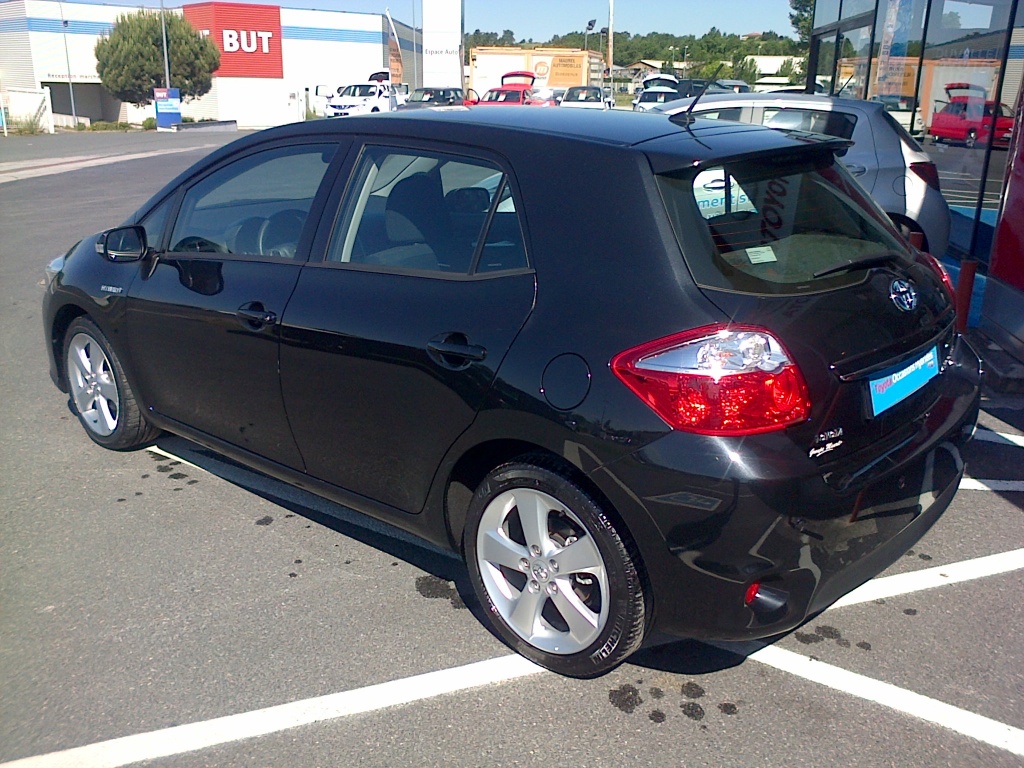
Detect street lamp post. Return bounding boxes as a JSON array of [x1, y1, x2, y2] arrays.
[[58, 2, 78, 127], [584, 18, 595, 53], [667, 45, 675, 72], [683, 45, 689, 75], [608, 0, 614, 92], [159, 0, 171, 88]]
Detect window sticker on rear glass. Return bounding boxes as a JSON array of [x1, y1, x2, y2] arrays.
[[746, 245, 777, 264], [692, 169, 755, 218]]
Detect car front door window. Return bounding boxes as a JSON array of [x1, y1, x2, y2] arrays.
[[169, 145, 336, 259]]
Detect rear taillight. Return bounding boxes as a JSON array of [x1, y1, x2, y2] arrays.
[[910, 161, 941, 191], [915, 251, 955, 301], [611, 325, 811, 436]]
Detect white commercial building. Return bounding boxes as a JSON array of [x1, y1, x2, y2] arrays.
[[0, 0, 429, 129]]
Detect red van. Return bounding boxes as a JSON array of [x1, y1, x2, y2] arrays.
[[928, 82, 1014, 148]]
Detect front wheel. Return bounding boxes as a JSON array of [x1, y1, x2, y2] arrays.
[[464, 460, 647, 677], [64, 317, 159, 450]]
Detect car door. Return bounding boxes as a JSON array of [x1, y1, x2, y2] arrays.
[[279, 142, 535, 513], [125, 140, 346, 467]]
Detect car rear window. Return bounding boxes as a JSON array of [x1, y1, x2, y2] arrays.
[[762, 108, 857, 140], [880, 110, 925, 152], [656, 153, 910, 296]]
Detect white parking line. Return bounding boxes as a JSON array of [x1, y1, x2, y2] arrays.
[[8, 446, 1017, 768], [0, 146, 220, 184], [4, 546, 1023, 768], [736, 644, 1024, 758], [0, 656, 545, 768], [830, 548, 1024, 608], [960, 477, 1024, 491], [973, 429, 1024, 448]]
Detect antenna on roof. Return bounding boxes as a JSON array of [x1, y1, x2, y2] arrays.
[[673, 64, 726, 126]]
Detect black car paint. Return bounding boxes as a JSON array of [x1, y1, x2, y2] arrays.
[[43, 109, 981, 643]]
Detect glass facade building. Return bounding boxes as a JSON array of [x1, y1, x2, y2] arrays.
[[809, 0, 1024, 263]]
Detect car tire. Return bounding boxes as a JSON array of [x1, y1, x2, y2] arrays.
[[64, 317, 159, 450], [966, 129, 978, 149], [464, 458, 647, 678]]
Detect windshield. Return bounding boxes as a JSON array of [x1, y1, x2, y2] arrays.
[[410, 89, 458, 103], [641, 90, 675, 104], [341, 85, 377, 98], [657, 154, 909, 296], [565, 87, 603, 102], [482, 89, 523, 103]]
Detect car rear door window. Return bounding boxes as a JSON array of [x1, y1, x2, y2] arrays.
[[694, 107, 744, 122], [762, 108, 857, 140], [326, 146, 527, 274], [168, 144, 336, 259], [657, 154, 909, 296]]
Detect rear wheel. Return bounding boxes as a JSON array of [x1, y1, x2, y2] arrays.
[[64, 317, 159, 450], [464, 459, 647, 677]]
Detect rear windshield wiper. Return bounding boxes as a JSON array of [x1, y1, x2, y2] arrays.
[[812, 250, 905, 279]]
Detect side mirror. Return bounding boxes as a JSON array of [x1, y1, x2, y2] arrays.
[[100, 225, 147, 262]]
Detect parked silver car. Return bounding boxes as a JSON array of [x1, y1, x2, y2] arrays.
[[650, 93, 950, 256]]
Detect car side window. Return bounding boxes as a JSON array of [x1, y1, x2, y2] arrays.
[[326, 146, 528, 274], [167, 144, 336, 259], [695, 107, 744, 122], [138, 196, 173, 249], [762, 108, 857, 140]]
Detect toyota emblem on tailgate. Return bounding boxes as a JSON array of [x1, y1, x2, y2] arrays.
[[889, 279, 918, 311]]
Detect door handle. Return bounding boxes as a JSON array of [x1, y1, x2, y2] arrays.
[[236, 302, 277, 329], [427, 333, 487, 370], [844, 163, 868, 176], [427, 340, 487, 361]]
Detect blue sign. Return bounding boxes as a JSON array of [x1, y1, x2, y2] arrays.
[[868, 347, 939, 416], [154, 87, 181, 129]]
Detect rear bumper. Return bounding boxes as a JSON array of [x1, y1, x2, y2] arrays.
[[591, 334, 981, 641]]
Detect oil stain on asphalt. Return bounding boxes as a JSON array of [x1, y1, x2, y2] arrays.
[[415, 575, 467, 609], [794, 624, 871, 650], [610, 678, 740, 725]]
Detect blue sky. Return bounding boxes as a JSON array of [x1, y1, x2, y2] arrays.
[[462, 0, 796, 40], [139, 0, 797, 40]]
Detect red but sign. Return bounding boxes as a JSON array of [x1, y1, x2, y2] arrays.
[[183, 2, 283, 79]]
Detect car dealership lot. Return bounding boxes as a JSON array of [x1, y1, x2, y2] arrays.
[[1, 133, 1023, 767]]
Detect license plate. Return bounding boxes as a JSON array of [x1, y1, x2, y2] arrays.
[[868, 347, 939, 417]]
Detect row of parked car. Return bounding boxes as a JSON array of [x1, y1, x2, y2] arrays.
[[317, 71, 617, 116], [401, 73, 614, 110]]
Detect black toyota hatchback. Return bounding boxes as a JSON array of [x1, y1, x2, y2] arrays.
[[43, 108, 981, 677]]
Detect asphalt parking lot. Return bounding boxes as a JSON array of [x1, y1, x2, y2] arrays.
[[1, 129, 1022, 768]]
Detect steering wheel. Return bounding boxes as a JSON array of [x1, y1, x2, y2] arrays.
[[258, 209, 306, 258], [172, 235, 227, 253]]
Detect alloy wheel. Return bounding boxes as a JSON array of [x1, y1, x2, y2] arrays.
[[67, 332, 119, 436], [475, 487, 610, 655]]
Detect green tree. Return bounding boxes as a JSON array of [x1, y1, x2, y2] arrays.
[[778, 57, 800, 84], [95, 11, 219, 106], [789, 0, 814, 45], [732, 56, 760, 85]]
